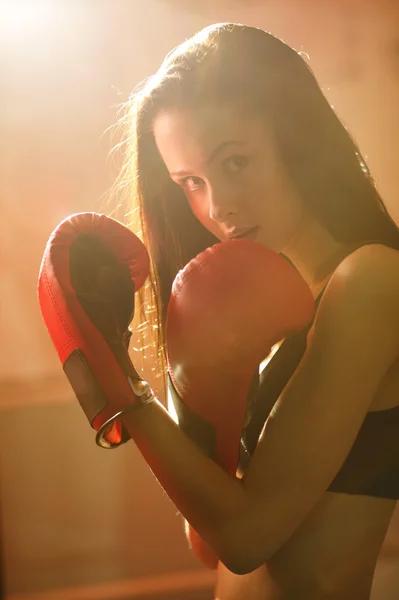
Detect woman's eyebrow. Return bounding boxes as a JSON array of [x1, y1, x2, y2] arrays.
[[170, 140, 245, 177], [206, 139, 245, 165]]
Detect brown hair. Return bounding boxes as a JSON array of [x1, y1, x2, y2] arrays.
[[113, 22, 399, 396]]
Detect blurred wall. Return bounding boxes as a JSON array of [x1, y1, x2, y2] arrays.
[[1, 0, 399, 597]]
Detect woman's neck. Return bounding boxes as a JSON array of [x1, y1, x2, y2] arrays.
[[283, 218, 356, 297]]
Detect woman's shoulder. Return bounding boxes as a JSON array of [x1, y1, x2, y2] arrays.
[[340, 242, 399, 268], [306, 243, 399, 346], [325, 242, 399, 302], [310, 242, 399, 348]]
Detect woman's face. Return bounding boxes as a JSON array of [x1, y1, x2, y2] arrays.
[[153, 106, 307, 252]]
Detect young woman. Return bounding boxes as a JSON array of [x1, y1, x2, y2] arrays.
[[115, 23, 399, 599]]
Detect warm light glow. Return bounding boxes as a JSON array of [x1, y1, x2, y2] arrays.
[[259, 341, 282, 373], [0, 2, 57, 39], [167, 386, 179, 424]]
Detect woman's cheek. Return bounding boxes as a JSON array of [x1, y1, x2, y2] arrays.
[[187, 195, 206, 220], [188, 197, 223, 239]]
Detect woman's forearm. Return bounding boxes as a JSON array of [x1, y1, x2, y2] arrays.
[[122, 399, 248, 561]]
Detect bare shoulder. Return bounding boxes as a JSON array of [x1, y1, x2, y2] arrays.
[[308, 242, 399, 364], [319, 243, 399, 318], [340, 244, 399, 268], [334, 243, 399, 286]]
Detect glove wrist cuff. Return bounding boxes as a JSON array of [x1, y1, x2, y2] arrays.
[[95, 378, 156, 449]]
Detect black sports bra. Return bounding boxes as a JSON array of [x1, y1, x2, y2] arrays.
[[240, 289, 399, 500]]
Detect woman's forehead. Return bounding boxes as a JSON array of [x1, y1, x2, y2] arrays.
[[153, 107, 266, 162]]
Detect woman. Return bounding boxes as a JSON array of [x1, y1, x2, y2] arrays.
[[116, 23, 399, 599]]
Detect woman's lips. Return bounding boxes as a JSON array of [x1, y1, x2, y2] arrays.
[[233, 226, 260, 241]]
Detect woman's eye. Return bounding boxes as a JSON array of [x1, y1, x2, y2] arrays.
[[180, 176, 203, 192], [223, 155, 249, 173]]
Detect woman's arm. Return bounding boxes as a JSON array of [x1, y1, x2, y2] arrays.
[[123, 393, 247, 562], [122, 244, 399, 574]]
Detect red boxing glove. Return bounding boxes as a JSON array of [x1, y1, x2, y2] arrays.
[[38, 212, 153, 448], [166, 239, 315, 567]]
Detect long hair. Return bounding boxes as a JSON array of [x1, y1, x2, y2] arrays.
[[113, 22, 399, 395]]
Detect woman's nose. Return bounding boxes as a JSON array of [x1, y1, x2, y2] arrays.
[[208, 184, 238, 223]]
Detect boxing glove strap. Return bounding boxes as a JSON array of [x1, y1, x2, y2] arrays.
[[95, 376, 156, 449]]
